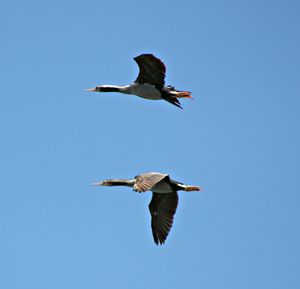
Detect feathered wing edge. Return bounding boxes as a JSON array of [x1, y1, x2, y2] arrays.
[[149, 192, 179, 245]]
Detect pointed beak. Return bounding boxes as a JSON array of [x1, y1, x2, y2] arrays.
[[86, 87, 97, 92], [92, 181, 104, 186]]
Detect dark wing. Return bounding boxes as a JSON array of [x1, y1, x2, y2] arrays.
[[149, 192, 179, 245], [133, 173, 169, 192], [134, 54, 166, 88], [162, 96, 182, 109]]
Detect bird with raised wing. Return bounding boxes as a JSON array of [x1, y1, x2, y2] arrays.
[[93, 172, 201, 245], [86, 54, 192, 108]]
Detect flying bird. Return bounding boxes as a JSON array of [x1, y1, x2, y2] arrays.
[[93, 172, 201, 245], [86, 54, 192, 108]]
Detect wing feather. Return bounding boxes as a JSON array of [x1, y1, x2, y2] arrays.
[[148, 192, 178, 245], [133, 173, 169, 192], [134, 54, 166, 88]]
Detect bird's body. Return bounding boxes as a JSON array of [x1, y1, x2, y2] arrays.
[[86, 54, 192, 108], [93, 172, 201, 245], [97, 83, 162, 100]]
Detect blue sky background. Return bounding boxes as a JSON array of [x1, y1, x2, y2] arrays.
[[0, 0, 299, 288]]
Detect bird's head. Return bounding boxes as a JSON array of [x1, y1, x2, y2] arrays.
[[86, 86, 101, 92], [92, 179, 113, 186]]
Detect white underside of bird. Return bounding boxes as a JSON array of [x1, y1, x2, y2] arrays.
[[114, 83, 163, 100]]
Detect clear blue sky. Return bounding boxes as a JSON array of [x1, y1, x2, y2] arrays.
[[0, 0, 299, 288]]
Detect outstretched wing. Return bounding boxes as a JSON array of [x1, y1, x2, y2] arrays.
[[149, 192, 179, 245], [133, 172, 169, 192], [134, 54, 166, 88]]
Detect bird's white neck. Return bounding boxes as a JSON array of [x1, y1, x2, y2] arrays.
[[95, 85, 131, 93]]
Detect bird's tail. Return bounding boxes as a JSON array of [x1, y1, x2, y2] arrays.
[[176, 91, 192, 99], [184, 185, 202, 192]]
